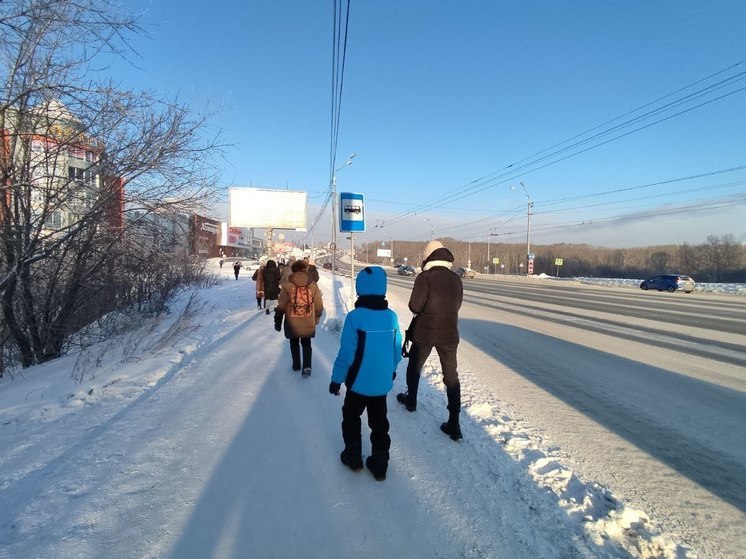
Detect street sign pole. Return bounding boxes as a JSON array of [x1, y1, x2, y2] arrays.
[[339, 192, 365, 309]]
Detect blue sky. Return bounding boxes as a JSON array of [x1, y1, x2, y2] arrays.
[[114, 1, 746, 248]]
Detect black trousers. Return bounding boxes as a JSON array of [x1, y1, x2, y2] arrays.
[[289, 337, 312, 369], [405, 342, 459, 397], [341, 391, 390, 465]]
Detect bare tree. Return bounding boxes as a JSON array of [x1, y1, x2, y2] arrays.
[[701, 234, 739, 282], [1, 0, 222, 368], [650, 250, 670, 273]]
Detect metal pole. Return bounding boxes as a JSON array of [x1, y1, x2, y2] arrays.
[[424, 218, 434, 240], [487, 229, 491, 274], [521, 181, 532, 275], [526, 198, 532, 265], [350, 232, 355, 308], [331, 173, 337, 280]]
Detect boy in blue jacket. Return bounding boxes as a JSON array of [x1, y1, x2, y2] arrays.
[[330, 266, 403, 481]]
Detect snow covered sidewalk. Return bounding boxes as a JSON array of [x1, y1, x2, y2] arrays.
[[0, 261, 694, 558]]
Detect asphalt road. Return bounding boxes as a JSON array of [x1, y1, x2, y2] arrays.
[[382, 270, 746, 559]]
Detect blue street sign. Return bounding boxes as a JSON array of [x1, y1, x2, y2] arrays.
[[339, 192, 365, 232]]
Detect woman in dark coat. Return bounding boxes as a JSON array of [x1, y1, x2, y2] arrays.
[[274, 260, 323, 376], [396, 240, 464, 441], [262, 260, 282, 315]]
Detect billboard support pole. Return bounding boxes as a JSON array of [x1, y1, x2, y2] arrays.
[[266, 228, 274, 259]]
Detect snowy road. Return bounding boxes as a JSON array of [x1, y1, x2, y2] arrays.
[[385, 274, 746, 559]]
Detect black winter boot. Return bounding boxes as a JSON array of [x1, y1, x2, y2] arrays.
[[440, 384, 463, 441], [446, 383, 461, 415], [440, 414, 463, 441], [366, 455, 388, 481], [396, 391, 416, 412], [340, 441, 363, 472], [302, 344, 312, 372], [290, 344, 301, 371]]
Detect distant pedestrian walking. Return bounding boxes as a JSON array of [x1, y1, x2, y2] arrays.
[[252, 266, 265, 310], [262, 260, 282, 314], [274, 260, 323, 377], [304, 257, 320, 284], [397, 240, 464, 441], [330, 266, 402, 481], [219, 259, 224, 269], [233, 261, 242, 280], [280, 256, 296, 284]]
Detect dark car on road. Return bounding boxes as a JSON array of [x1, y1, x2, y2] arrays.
[[640, 274, 695, 293], [397, 265, 416, 276], [455, 267, 476, 279], [322, 262, 333, 270]]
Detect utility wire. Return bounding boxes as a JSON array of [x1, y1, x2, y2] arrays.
[[376, 61, 746, 230], [306, 0, 351, 240]]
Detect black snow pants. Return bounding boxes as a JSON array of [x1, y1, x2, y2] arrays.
[[341, 391, 390, 472]]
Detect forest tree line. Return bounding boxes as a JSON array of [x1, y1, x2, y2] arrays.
[[360, 233, 745, 283]]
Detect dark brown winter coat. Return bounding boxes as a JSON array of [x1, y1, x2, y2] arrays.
[[262, 260, 282, 300], [278, 271, 324, 338], [408, 248, 463, 346]]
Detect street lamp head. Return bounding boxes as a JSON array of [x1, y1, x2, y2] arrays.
[[336, 153, 358, 172]]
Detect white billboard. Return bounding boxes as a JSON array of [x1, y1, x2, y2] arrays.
[[229, 187, 307, 230]]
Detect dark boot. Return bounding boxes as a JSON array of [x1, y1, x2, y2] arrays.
[[396, 391, 416, 412], [440, 414, 463, 441], [290, 343, 301, 371], [301, 341, 312, 377], [446, 383, 461, 415], [366, 454, 388, 481], [440, 384, 463, 441], [340, 441, 363, 472]]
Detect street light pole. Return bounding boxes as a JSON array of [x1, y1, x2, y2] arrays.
[[487, 228, 491, 274], [424, 217, 434, 240], [510, 182, 533, 275], [331, 153, 356, 281], [385, 233, 394, 266]]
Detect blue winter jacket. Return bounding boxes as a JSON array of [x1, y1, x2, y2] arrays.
[[332, 305, 403, 397]]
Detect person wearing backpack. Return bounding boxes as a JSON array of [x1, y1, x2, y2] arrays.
[[274, 260, 323, 377], [329, 266, 402, 481]]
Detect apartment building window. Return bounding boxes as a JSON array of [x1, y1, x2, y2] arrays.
[[44, 211, 63, 229], [68, 166, 97, 208]]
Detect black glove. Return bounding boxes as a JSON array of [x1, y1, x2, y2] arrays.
[[329, 381, 341, 396]]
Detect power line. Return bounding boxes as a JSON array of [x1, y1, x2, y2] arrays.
[[375, 61, 746, 230], [306, 0, 351, 240]]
